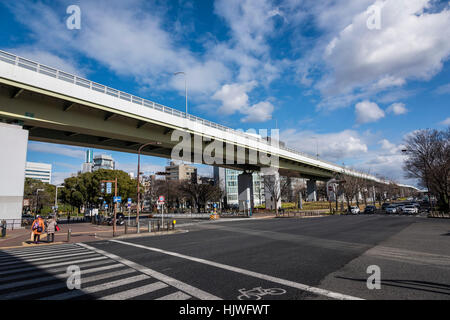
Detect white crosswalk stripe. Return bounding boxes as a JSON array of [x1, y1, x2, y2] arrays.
[[0, 243, 204, 300]]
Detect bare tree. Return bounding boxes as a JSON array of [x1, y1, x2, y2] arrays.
[[263, 174, 291, 216], [340, 174, 360, 210], [403, 127, 450, 211]]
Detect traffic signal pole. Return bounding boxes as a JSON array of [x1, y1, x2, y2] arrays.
[[101, 178, 118, 237]]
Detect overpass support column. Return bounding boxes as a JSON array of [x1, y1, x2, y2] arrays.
[[307, 179, 317, 202], [0, 123, 28, 229], [238, 172, 254, 214], [261, 167, 281, 211]]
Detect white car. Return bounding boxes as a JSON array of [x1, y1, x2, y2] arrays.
[[386, 205, 400, 214], [401, 205, 418, 215], [349, 206, 360, 214]]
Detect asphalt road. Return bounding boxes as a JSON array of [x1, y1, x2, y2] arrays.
[[1, 214, 449, 300]]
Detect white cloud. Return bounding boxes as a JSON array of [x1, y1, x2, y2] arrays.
[[440, 117, 450, 126], [212, 81, 274, 122], [386, 102, 408, 115], [28, 142, 85, 159], [435, 83, 450, 95], [280, 129, 368, 162], [212, 82, 256, 115], [355, 100, 385, 124], [299, 0, 450, 109], [241, 101, 274, 123]]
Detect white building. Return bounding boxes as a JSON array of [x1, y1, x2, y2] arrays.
[[25, 162, 52, 184], [93, 154, 115, 171]]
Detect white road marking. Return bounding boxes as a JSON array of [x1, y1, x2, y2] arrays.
[[111, 239, 364, 301], [77, 242, 221, 300], [0, 263, 125, 290], [0, 248, 88, 261], [99, 281, 169, 300], [0, 261, 121, 283], [1, 268, 136, 300], [42, 274, 149, 300], [0, 244, 78, 255], [0, 251, 95, 267], [0, 256, 108, 277], [156, 291, 191, 300]]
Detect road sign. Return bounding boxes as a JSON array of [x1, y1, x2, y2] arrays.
[[158, 195, 165, 203], [127, 198, 132, 208], [113, 196, 122, 203], [213, 203, 217, 208], [105, 204, 109, 209]]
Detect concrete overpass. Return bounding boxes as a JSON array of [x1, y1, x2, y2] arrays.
[[0, 50, 416, 223]]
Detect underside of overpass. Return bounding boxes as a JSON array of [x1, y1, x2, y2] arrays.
[[0, 79, 334, 181]]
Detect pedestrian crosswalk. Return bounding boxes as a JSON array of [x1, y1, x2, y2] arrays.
[[0, 243, 197, 300]]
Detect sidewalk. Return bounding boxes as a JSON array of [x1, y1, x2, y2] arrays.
[[0, 222, 179, 249]]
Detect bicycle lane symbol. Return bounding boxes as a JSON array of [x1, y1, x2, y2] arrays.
[[237, 287, 287, 300]]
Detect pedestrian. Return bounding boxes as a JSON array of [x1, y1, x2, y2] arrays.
[[31, 215, 45, 244], [46, 216, 57, 243]]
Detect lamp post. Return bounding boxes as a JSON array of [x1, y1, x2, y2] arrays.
[[174, 72, 188, 116], [36, 188, 44, 215], [55, 185, 64, 214], [137, 142, 162, 226]]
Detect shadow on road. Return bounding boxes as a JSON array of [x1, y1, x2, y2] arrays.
[[336, 275, 450, 296], [0, 249, 97, 300]]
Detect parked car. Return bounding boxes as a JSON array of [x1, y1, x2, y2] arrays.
[[348, 206, 360, 214], [386, 204, 401, 214], [381, 203, 391, 211], [363, 205, 376, 214], [401, 205, 418, 215]]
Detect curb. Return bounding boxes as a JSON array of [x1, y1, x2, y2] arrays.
[[93, 229, 187, 240]]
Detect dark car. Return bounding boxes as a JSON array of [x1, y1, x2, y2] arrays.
[[107, 212, 125, 225], [381, 203, 391, 211], [364, 205, 376, 214]]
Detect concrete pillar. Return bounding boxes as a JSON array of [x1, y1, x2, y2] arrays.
[[307, 179, 317, 202], [261, 167, 281, 211], [238, 172, 254, 212], [0, 123, 28, 229]]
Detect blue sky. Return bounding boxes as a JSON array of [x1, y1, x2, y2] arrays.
[[1, 0, 449, 185]]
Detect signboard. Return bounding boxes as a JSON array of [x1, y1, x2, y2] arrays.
[[113, 196, 122, 203], [105, 204, 109, 209], [158, 195, 165, 204], [127, 198, 132, 208]]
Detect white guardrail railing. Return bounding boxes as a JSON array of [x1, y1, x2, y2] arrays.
[[0, 50, 409, 186]]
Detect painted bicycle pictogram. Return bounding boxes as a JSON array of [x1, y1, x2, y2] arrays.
[[237, 287, 286, 300]]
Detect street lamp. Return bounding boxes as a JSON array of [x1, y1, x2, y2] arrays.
[[36, 188, 44, 215], [137, 141, 162, 225], [55, 185, 64, 214], [174, 72, 188, 116]]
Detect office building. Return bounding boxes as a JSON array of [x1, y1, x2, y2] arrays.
[[81, 149, 94, 173], [25, 162, 52, 184], [165, 161, 197, 182], [213, 167, 264, 207], [93, 154, 115, 171]]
